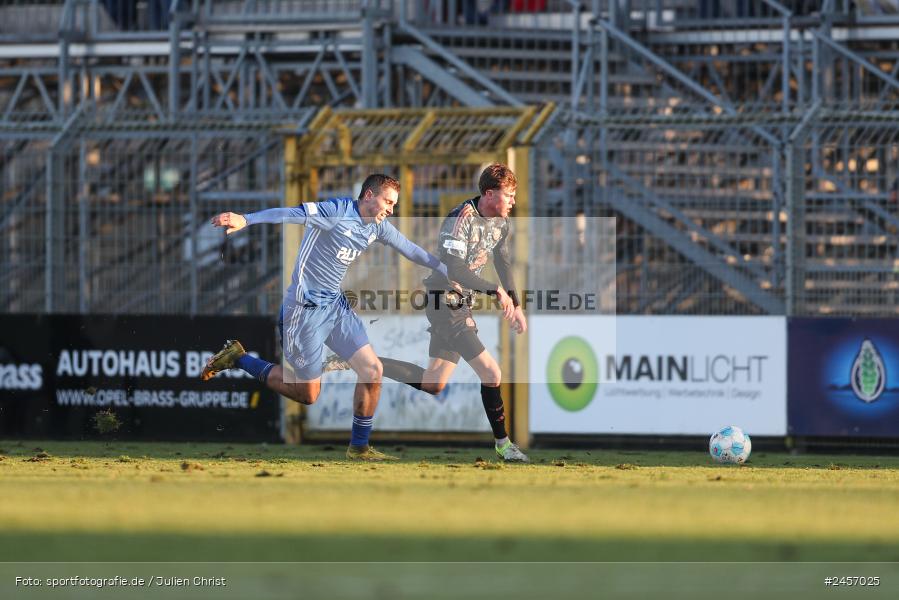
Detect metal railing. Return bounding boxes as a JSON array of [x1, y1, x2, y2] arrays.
[[4, 0, 899, 317]]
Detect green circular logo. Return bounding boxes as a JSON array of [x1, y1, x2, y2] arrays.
[[546, 336, 599, 411]]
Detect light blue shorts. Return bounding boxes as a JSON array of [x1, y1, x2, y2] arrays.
[[278, 295, 368, 380]]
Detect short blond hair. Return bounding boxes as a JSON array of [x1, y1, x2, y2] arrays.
[[478, 164, 517, 195]]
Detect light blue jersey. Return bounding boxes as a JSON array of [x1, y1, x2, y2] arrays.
[[245, 197, 443, 379], [246, 197, 431, 307]]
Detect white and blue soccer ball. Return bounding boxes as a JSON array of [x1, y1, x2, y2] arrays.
[[709, 425, 752, 464]]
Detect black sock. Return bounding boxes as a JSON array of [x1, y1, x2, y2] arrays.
[[381, 357, 424, 391], [480, 385, 507, 439]]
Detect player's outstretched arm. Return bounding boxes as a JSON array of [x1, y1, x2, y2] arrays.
[[380, 222, 447, 276], [214, 200, 342, 234], [211, 212, 247, 235], [244, 206, 314, 226]]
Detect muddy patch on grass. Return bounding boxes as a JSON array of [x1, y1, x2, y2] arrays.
[[256, 470, 284, 478], [473, 458, 503, 470]]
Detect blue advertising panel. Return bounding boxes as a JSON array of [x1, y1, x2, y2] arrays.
[[788, 318, 899, 437]]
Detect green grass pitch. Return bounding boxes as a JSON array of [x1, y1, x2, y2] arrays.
[[2, 439, 899, 564]]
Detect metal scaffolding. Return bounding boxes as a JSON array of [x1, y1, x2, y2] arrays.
[[2, 114, 313, 315], [545, 0, 899, 315], [4, 0, 899, 316]]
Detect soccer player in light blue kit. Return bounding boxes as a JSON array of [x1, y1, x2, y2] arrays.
[[201, 175, 444, 461]]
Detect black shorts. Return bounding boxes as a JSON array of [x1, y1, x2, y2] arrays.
[[425, 290, 485, 363]]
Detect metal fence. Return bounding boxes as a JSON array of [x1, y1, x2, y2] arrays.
[[0, 139, 48, 313], [4, 0, 899, 318], [533, 112, 783, 315], [6, 113, 899, 318], [2, 123, 291, 315], [529, 108, 899, 317], [788, 116, 899, 316]]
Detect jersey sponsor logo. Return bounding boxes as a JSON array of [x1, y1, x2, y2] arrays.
[[336, 246, 361, 265], [0, 363, 43, 390]]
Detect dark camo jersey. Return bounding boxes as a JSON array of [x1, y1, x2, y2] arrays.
[[424, 196, 513, 295]]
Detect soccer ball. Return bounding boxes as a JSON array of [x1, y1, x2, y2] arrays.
[[709, 425, 752, 464]]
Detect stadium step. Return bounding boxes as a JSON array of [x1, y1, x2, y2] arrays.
[[417, 25, 660, 107]]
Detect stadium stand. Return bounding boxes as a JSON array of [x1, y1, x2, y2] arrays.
[[2, 0, 899, 316]]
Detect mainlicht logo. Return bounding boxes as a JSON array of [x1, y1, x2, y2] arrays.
[[850, 338, 886, 403], [546, 336, 598, 412]]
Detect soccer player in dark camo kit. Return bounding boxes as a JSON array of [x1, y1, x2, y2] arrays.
[[200, 174, 446, 462], [353, 164, 529, 462]]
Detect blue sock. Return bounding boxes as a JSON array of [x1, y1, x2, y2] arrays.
[[236, 354, 275, 384], [350, 415, 373, 447]]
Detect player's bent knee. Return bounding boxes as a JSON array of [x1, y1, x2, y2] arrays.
[[421, 381, 446, 395], [479, 365, 502, 387], [286, 384, 319, 405], [372, 359, 383, 380], [355, 360, 383, 383]]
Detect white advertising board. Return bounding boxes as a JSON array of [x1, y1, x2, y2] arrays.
[[306, 314, 498, 432], [529, 316, 787, 435]]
